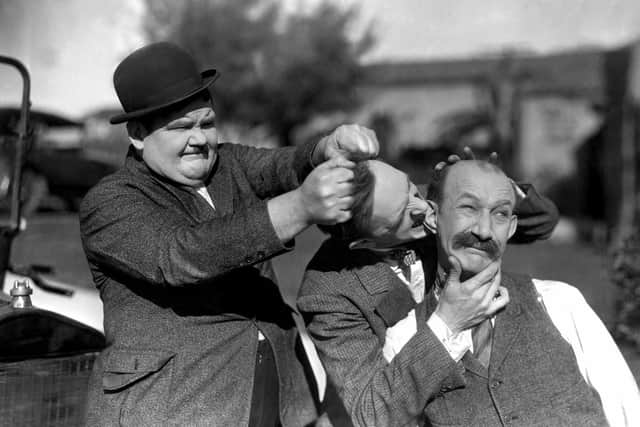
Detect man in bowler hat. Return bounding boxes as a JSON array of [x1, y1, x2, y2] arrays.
[[79, 42, 379, 426]]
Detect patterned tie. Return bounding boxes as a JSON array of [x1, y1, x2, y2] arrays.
[[472, 319, 493, 368], [388, 248, 417, 268], [388, 249, 417, 282]]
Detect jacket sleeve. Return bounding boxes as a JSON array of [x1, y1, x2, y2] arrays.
[[79, 141, 316, 288], [80, 184, 289, 287], [225, 139, 316, 198], [510, 182, 559, 244], [297, 271, 464, 427]]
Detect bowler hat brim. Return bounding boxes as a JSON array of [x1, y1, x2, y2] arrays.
[[109, 69, 219, 125]]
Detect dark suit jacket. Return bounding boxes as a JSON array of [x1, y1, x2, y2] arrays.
[[80, 141, 318, 426], [298, 190, 559, 427]]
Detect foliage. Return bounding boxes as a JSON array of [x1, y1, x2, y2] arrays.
[[143, 0, 374, 145], [611, 229, 640, 349]]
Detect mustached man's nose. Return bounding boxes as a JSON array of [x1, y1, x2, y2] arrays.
[[472, 210, 493, 240]]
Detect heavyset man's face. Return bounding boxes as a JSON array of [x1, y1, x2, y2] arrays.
[[434, 162, 518, 275], [133, 100, 219, 187]]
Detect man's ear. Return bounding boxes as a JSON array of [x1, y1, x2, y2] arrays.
[[349, 238, 376, 250], [126, 121, 146, 150], [507, 214, 518, 239], [423, 200, 438, 233]]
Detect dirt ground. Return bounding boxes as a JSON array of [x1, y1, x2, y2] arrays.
[[9, 213, 640, 380]]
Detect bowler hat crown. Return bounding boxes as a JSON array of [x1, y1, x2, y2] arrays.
[[110, 42, 219, 124]]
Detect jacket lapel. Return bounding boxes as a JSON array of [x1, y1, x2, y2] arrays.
[[353, 258, 416, 328], [206, 156, 234, 217], [461, 351, 489, 378], [489, 275, 522, 377], [126, 149, 215, 221]]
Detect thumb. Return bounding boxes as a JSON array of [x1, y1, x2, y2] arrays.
[[447, 256, 462, 284], [321, 155, 355, 170]]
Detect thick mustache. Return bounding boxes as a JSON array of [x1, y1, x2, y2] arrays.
[[452, 232, 500, 259]]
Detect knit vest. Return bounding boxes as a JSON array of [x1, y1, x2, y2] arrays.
[[423, 273, 608, 427]]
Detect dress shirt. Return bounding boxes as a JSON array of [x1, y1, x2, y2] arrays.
[[384, 259, 472, 363], [383, 262, 640, 427]]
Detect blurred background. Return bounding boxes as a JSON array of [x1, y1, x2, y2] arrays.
[[1, 0, 640, 376]]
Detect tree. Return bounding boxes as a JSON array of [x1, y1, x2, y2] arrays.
[[143, 0, 374, 145]]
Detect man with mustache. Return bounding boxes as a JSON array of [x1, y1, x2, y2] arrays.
[[298, 159, 639, 426]]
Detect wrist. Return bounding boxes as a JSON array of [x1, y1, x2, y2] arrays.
[[434, 306, 462, 335], [290, 188, 313, 228], [267, 189, 312, 243]]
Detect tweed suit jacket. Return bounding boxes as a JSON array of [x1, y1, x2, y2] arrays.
[[298, 238, 462, 427], [80, 141, 318, 426]]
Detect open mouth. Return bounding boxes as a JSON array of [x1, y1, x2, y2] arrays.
[[411, 214, 426, 228]]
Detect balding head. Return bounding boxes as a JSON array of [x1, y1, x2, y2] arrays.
[[321, 160, 430, 249]]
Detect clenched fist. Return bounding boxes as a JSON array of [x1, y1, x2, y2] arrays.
[[312, 124, 379, 165], [297, 156, 356, 225]]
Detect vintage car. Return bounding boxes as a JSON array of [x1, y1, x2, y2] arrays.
[[0, 55, 105, 427]]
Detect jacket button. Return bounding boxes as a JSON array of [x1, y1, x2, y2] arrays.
[[245, 256, 254, 264], [490, 380, 502, 389]]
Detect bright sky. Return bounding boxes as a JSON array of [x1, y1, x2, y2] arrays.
[[1, 0, 639, 118]]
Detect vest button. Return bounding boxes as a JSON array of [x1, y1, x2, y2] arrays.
[[490, 380, 502, 389]]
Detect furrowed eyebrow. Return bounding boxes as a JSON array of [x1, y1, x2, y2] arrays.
[[492, 200, 515, 209], [455, 192, 480, 203], [166, 117, 194, 128]]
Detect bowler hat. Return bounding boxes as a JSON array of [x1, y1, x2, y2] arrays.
[[110, 42, 219, 124]]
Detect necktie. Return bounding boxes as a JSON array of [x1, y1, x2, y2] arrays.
[[472, 319, 493, 368], [388, 248, 417, 268], [388, 249, 417, 282]]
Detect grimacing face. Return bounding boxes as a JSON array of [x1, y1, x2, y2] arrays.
[[430, 161, 518, 276], [131, 104, 219, 187], [352, 160, 430, 249]]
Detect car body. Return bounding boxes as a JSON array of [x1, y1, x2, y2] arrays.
[[0, 107, 118, 214], [0, 55, 105, 426]]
